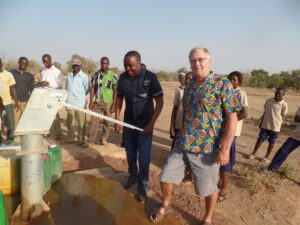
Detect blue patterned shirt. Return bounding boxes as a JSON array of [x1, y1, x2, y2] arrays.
[[174, 74, 241, 154]]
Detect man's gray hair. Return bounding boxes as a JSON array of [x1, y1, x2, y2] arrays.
[[189, 46, 211, 59]]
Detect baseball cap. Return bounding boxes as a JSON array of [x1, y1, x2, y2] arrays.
[[72, 58, 82, 66]]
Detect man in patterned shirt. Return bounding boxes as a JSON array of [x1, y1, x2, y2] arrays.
[[86, 57, 118, 147], [150, 47, 241, 224]]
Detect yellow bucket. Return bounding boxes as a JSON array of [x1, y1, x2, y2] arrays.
[[0, 156, 20, 195]]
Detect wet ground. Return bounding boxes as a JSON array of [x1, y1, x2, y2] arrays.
[[8, 172, 180, 225]]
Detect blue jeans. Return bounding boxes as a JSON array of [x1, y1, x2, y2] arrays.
[[123, 127, 152, 192], [269, 137, 300, 170]]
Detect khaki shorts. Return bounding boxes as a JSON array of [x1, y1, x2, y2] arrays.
[[160, 148, 219, 197]]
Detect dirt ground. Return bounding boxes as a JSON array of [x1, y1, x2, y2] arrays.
[[44, 83, 300, 225]]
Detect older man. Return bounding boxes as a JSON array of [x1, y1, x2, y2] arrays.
[[150, 47, 240, 225], [115, 51, 164, 203], [65, 58, 90, 146]]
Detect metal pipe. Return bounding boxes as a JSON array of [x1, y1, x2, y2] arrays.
[[20, 135, 44, 220], [64, 103, 144, 132], [0, 145, 21, 151]]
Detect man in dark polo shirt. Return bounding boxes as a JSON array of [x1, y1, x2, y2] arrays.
[[10, 57, 35, 126], [115, 50, 164, 203]]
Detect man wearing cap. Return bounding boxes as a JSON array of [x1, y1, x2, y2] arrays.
[[65, 58, 90, 146], [39, 54, 63, 141]]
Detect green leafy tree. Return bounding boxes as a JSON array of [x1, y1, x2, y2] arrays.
[[290, 70, 300, 90], [266, 74, 284, 88], [250, 69, 269, 88]]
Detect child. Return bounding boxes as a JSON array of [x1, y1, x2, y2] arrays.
[[170, 72, 190, 148], [218, 71, 248, 202], [248, 88, 288, 163], [170, 71, 193, 183], [264, 106, 300, 172]]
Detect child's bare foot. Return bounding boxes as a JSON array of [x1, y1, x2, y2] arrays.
[[217, 190, 227, 202]]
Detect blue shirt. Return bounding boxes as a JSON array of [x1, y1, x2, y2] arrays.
[[66, 70, 90, 108]]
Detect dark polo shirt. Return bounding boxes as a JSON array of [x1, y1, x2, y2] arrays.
[[10, 69, 35, 102], [117, 68, 163, 128]]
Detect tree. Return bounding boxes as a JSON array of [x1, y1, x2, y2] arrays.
[[177, 67, 188, 74], [249, 69, 269, 88], [110, 67, 122, 75], [27, 60, 43, 76], [53, 62, 62, 70], [66, 54, 97, 76], [266, 74, 284, 88], [3, 60, 18, 71], [290, 70, 300, 90], [156, 70, 171, 81]]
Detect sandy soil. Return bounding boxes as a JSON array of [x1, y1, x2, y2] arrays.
[[44, 83, 300, 225]]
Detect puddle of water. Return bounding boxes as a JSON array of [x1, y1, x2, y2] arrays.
[[9, 173, 180, 225]]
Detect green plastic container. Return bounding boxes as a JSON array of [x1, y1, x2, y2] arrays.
[[43, 145, 62, 194], [0, 190, 8, 225]]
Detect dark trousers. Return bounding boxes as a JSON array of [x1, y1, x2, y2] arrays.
[[0, 104, 15, 144], [123, 127, 152, 192], [269, 137, 300, 170]]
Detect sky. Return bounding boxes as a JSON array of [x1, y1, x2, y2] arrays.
[[0, 0, 299, 74]]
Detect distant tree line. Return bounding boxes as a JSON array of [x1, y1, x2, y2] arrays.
[[246, 69, 300, 90], [2, 57, 300, 90]]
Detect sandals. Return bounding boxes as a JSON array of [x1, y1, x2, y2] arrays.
[[149, 204, 169, 223], [217, 192, 227, 202]]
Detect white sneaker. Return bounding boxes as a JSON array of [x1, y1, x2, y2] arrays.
[[248, 154, 255, 159], [261, 157, 270, 163]]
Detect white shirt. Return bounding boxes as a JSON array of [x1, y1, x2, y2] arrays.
[[261, 98, 288, 132], [235, 87, 248, 136], [40, 65, 62, 89]]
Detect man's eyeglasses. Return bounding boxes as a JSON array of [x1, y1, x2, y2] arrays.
[[189, 58, 209, 64]]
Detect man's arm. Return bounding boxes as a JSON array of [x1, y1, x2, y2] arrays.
[[57, 71, 62, 89], [110, 85, 117, 113], [10, 85, 20, 110], [144, 95, 164, 135], [170, 105, 178, 137], [114, 95, 124, 133], [29, 74, 35, 94], [216, 111, 238, 166], [281, 103, 288, 117], [237, 107, 248, 120], [89, 78, 95, 109]]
